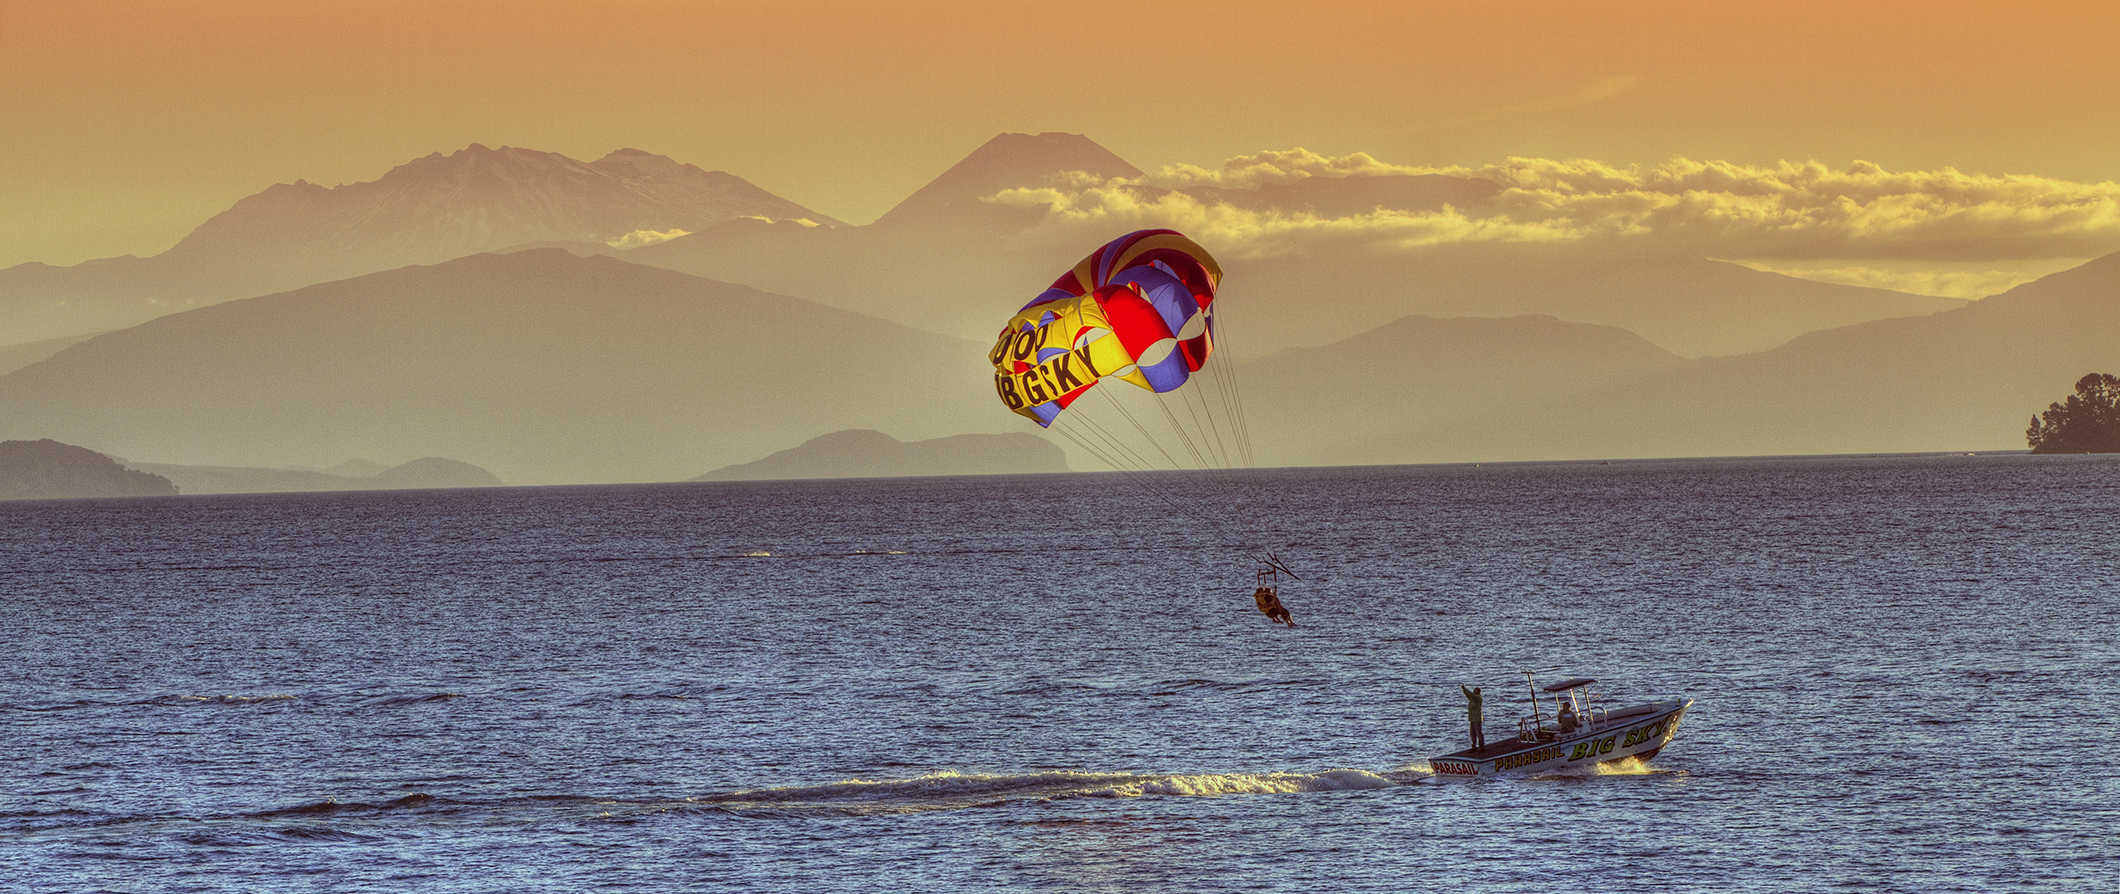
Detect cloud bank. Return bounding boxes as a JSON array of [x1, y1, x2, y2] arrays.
[[988, 151, 2120, 269]]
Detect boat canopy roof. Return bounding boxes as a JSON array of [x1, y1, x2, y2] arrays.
[[1542, 677, 1596, 692]]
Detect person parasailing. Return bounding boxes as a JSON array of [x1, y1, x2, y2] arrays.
[[987, 229, 1293, 629], [1252, 552, 1297, 626]]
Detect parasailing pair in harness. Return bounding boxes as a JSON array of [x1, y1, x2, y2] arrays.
[[987, 229, 1299, 629], [1252, 552, 1298, 626]]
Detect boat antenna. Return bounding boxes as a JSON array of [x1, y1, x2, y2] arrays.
[[1523, 670, 1544, 732], [1520, 667, 1560, 732]]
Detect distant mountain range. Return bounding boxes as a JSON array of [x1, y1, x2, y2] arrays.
[[694, 429, 1066, 481], [133, 456, 503, 495], [1238, 314, 1688, 466], [1, 145, 837, 343], [1221, 248, 1964, 358], [0, 250, 992, 484], [3, 244, 2110, 484], [1289, 251, 2120, 462]]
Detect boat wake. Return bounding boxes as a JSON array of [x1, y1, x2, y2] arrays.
[[1588, 756, 1680, 776], [10, 769, 1430, 839], [698, 768, 1416, 816], [1518, 756, 1682, 779]]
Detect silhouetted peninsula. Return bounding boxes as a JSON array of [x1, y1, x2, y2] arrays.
[[694, 430, 1065, 481], [2026, 373, 2120, 453], [0, 439, 176, 501]]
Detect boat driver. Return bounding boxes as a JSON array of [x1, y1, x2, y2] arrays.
[[1556, 699, 1579, 733]]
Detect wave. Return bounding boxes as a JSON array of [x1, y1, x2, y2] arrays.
[[177, 825, 380, 846], [244, 793, 440, 819], [364, 692, 462, 707], [1, 797, 441, 836], [992, 676, 1338, 697], [157, 694, 297, 707], [10, 691, 482, 714]]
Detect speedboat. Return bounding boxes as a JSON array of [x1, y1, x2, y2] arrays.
[[1428, 674, 1690, 778]]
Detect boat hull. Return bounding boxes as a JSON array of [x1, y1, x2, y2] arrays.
[[1428, 699, 1690, 778]]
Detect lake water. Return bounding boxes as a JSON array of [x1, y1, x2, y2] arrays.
[[4, 454, 2117, 892]]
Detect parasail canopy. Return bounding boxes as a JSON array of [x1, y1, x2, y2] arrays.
[[989, 229, 1223, 427]]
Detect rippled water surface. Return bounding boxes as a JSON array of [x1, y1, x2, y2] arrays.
[[5, 455, 2118, 891]]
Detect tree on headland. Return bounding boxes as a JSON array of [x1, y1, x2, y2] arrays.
[[2026, 373, 2120, 453]]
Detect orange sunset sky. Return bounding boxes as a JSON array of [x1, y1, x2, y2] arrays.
[[4, 0, 2118, 271]]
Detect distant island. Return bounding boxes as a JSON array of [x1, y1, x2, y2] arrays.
[[2026, 373, 2120, 453], [694, 430, 1066, 482], [1, 439, 176, 501], [133, 456, 504, 495]]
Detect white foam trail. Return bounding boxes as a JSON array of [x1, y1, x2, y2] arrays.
[[707, 768, 1405, 813], [1590, 756, 1663, 776], [715, 770, 1131, 803], [1090, 769, 1398, 797]]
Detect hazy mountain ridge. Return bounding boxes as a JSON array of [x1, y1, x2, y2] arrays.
[[170, 145, 840, 267], [1, 145, 838, 343], [0, 439, 176, 501], [134, 456, 503, 495], [0, 250, 995, 484], [0, 332, 99, 376], [874, 132, 1142, 230], [694, 429, 1066, 481], [1230, 251, 1967, 358], [1231, 314, 1685, 466], [1, 245, 2111, 484], [1345, 251, 2120, 461]]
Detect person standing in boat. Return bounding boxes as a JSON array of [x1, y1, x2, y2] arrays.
[[1461, 684, 1485, 749], [1556, 698, 1579, 733]]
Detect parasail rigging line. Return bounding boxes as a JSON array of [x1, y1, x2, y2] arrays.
[[987, 228, 1292, 596], [1049, 417, 1214, 524], [1151, 389, 1214, 470], [1207, 309, 1257, 467], [1095, 384, 1189, 473]]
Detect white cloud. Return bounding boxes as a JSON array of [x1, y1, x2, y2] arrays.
[[606, 227, 692, 249], [987, 184, 1577, 259], [1143, 148, 1433, 190], [989, 150, 2120, 262]]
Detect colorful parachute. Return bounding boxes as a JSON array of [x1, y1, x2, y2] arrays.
[[990, 229, 1223, 427]]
